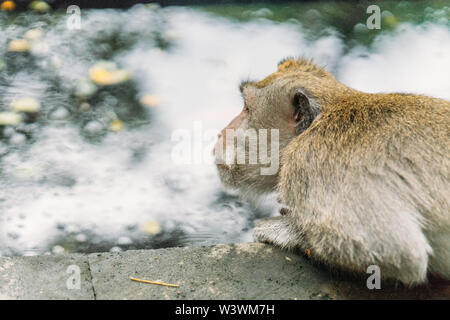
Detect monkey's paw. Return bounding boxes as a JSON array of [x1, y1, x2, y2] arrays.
[[253, 216, 301, 251]]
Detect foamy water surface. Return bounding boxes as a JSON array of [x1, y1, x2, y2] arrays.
[[0, 5, 448, 256]]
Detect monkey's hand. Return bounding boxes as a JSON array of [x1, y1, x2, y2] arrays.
[[253, 216, 303, 251]]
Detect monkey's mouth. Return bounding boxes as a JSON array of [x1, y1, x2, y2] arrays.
[[214, 162, 239, 186]]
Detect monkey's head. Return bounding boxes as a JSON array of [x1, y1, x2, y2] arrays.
[[213, 58, 348, 195]]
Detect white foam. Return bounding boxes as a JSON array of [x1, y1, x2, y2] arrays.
[[0, 8, 448, 255], [338, 23, 450, 100]]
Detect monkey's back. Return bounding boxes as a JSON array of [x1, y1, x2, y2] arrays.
[[304, 92, 449, 220], [279, 92, 449, 282]]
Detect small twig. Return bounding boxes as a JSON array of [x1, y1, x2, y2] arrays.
[[130, 276, 179, 288]]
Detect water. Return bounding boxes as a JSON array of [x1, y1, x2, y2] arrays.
[[0, 3, 449, 256]]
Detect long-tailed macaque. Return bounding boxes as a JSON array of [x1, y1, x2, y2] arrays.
[[214, 58, 449, 286]]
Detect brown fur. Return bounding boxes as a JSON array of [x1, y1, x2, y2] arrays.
[[214, 58, 450, 286]]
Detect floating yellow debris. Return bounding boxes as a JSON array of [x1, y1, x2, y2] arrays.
[[10, 97, 41, 113], [0, 112, 22, 125], [7, 39, 30, 52], [140, 94, 159, 108], [108, 119, 124, 132], [29, 1, 50, 13], [141, 221, 162, 235], [24, 29, 44, 41], [0, 0, 15, 11], [383, 15, 398, 29], [305, 249, 311, 258], [89, 61, 130, 86]]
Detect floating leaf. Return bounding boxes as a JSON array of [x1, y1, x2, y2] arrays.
[[29, 1, 50, 13], [140, 94, 160, 108], [7, 39, 30, 52], [89, 61, 131, 86], [0, 112, 22, 125], [109, 119, 124, 132], [10, 97, 41, 113], [24, 29, 44, 41], [0, 1, 16, 11], [141, 221, 162, 235]]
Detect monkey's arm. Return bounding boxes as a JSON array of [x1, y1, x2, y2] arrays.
[[253, 216, 304, 251]]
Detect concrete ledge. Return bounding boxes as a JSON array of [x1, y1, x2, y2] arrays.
[[0, 254, 94, 300], [1, 243, 449, 300]]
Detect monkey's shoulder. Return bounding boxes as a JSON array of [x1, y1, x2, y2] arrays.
[[285, 92, 449, 166], [309, 92, 448, 137]]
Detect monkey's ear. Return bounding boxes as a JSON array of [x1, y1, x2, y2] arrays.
[[292, 90, 315, 134]]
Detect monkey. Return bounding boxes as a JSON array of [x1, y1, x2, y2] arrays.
[[213, 58, 450, 286]]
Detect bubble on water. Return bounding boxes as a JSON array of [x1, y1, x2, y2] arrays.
[[117, 236, 132, 245], [49, 107, 70, 120], [30, 41, 50, 56], [24, 29, 44, 41], [23, 251, 38, 256], [9, 133, 26, 145], [353, 23, 368, 34], [65, 224, 80, 233], [110, 246, 122, 253], [83, 121, 104, 135], [381, 11, 394, 19], [75, 80, 97, 99], [52, 245, 65, 254], [75, 233, 87, 242], [50, 57, 63, 69], [306, 9, 322, 19], [79, 102, 91, 111]]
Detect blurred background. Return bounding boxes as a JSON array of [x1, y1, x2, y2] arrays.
[[0, 0, 449, 257]]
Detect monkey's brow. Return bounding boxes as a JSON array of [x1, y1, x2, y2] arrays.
[[239, 80, 255, 93]]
